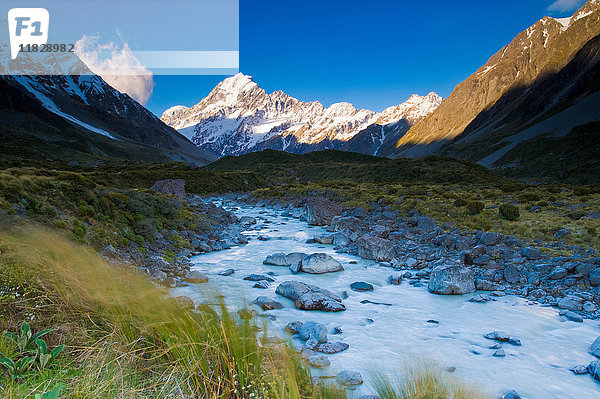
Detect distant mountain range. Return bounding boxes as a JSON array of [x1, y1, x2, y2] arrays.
[[160, 74, 441, 157], [0, 47, 215, 166], [162, 0, 600, 182]]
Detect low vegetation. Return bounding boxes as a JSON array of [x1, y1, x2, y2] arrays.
[[0, 227, 345, 398]]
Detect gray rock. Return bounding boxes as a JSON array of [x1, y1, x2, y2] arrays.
[[522, 247, 542, 260], [503, 265, 520, 284], [350, 282, 374, 292], [356, 236, 395, 261], [571, 365, 589, 374], [583, 301, 598, 313], [253, 281, 270, 289], [286, 252, 308, 266], [244, 274, 275, 282], [299, 321, 328, 343], [305, 197, 342, 226], [333, 233, 351, 247], [285, 321, 304, 334], [219, 268, 235, 276], [469, 294, 489, 303], [336, 370, 363, 386], [313, 341, 349, 354], [151, 179, 185, 199], [501, 390, 521, 399], [589, 268, 600, 286], [484, 331, 521, 346], [307, 354, 330, 368], [475, 279, 502, 291], [388, 273, 403, 285], [417, 216, 437, 232], [428, 264, 475, 295], [547, 267, 568, 280], [314, 235, 334, 244], [100, 245, 120, 259], [590, 337, 600, 358], [493, 348, 505, 357], [276, 281, 345, 312], [558, 295, 583, 311], [480, 232, 503, 246], [184, 270, 209, 284], [589, 361, 600, 380], [252, 296, 283, 311], [263, 253, 288, 266], [304, 338, 318, 349], [299, 253, 343, 274]]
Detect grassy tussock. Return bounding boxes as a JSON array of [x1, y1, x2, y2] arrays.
[[371, 361, 490, 399], [0, 227, 342, 398]]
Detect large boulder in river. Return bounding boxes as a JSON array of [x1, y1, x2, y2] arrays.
[[151, 179, 185, 199], [356, 236, 395, 261], [428, 264, 475, 295], [336, 370, 363, 386], [276, 281, 345, 312], [305, 197, 342, 226], [299, 253, 344, 274], [263, 253, 289, 266]]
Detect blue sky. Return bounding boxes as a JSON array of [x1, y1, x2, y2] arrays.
[[144, 0, 587, 116]]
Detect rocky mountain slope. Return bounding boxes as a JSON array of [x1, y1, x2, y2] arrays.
[[161, 74, 441, 157], [394, 0, 600, 174], [0, 48, 215, 165]]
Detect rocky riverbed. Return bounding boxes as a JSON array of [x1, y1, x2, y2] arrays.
[[169, 197, 600, 399]]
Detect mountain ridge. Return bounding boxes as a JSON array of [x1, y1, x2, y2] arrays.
[[160, 73, 441, 157]]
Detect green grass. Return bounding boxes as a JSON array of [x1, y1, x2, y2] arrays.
[[0, 227, 345, 398], [371, 361, 490, 399]]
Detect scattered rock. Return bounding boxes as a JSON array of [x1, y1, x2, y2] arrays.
[[336, 370, 363, 386], [360, 300, 392, 306], [285, 321, 304, 334], [547, 267, 568, 280], [388, 274, 403, 285], [356, 236, 395, 261], [252, 296, 283, 311], [350, 282, 374, 292], [276, 281, 345, 312], [522, 247, 542, 260], [571, 365, 589, 375], [299, 253, 344, 274], [558, 295, 583, 311], [240, 216, 257, 225], [219, 269, 235, 276], [588, 361, 600, 380], [263, 253, 288, 266], [305, 197, 342, 226], [484, 331, 521, 346], [493, 348, 506, 357], [244, 274, 275, 282], [253, 281, 271, 289], [314, 235, 334, 244], [475, 279, 503, 291], [500, 390, 521, 399], [151, 179, 185, 199], [469, 294, 489, 303], [299, 321, 328, 343], [307, 354, 330, 368], [314, 341, 349, 354], [428, 264, 475, 295]]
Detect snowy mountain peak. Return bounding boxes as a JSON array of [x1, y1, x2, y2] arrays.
[[160, 74, 441, 157]]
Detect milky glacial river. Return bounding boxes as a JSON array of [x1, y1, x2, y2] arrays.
[[172, 203, 600, 398]]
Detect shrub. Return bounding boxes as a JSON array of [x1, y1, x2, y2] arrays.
[[466, 201, 485, 215], [499, 203, 520, 221], [454, 198, 468, 207]]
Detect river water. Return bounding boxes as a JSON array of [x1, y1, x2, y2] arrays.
[[172, 202, 600, 398]]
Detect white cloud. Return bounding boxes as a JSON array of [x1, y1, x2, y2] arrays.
[[548, 0, 586, 12], [75, 36, 154, 105]]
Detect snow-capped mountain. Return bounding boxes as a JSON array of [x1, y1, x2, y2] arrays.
[[0, 45, 214, 165], [161, 73, 441, 157]]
